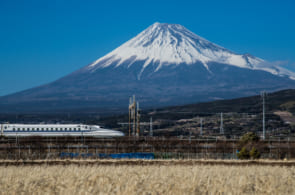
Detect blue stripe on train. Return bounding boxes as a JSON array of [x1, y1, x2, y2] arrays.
[[60, 152, 154, 159], [100, 153, 154, 159]]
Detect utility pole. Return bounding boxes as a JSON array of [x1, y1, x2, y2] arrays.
[[132, 96, 136, 136], [128, 95, 136, 136], [200, 118, 203, 136], [149, 117, 153, 137], [136, 102, 140, 136], [261, 91, 266, 140], [220, 112, 224, 134], [128, 95, 141, 137], [128, 97, 131, 136]]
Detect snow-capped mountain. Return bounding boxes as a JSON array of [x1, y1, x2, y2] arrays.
[[87, 22, 295, 80], [0, 22, 295, 113]]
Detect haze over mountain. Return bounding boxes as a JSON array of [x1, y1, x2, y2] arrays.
[[1, 22, 295, 113]]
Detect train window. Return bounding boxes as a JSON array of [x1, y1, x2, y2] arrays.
[[17, 128, 20, 131], [65, 128, 67, 131], [32, 128, 35, 131], [22, 128, 25, 131], [4, 126, 7, 129], [69, 128, 71, 131], [13, 128, 15, 131], [51, 128, 53, 131], [74, 128, 76, 131]]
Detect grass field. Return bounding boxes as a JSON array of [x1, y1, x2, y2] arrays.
[[0, 161, 295, 194]]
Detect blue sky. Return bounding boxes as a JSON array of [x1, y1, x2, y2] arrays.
[[0, 0, 295, 96]]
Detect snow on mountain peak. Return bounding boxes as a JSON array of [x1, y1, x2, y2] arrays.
[[87, 22, 295, 80]]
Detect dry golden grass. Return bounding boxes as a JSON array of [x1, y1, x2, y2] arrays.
[[0, 163, 295, 194]]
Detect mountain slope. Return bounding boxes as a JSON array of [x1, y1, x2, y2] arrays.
[[0, 23, 295, 113], [97, 89, 295, 136], [2, 89, 295, 138]]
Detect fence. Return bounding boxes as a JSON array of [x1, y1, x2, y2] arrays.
[[0, 136, 295, 160]]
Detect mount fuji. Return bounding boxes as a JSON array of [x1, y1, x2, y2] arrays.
[[1, 22, 295, 113]]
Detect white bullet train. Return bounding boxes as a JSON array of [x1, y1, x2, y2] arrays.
[[0, 123, 124, 137]]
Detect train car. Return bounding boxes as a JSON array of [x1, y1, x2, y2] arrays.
[[0, 123, 124, 137]]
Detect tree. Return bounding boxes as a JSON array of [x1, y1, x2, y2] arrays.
[[237, 147, 250, 159], [249, 147, 260, 159], [238, 132, 261, 160], [240, 132, 260, 144]]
